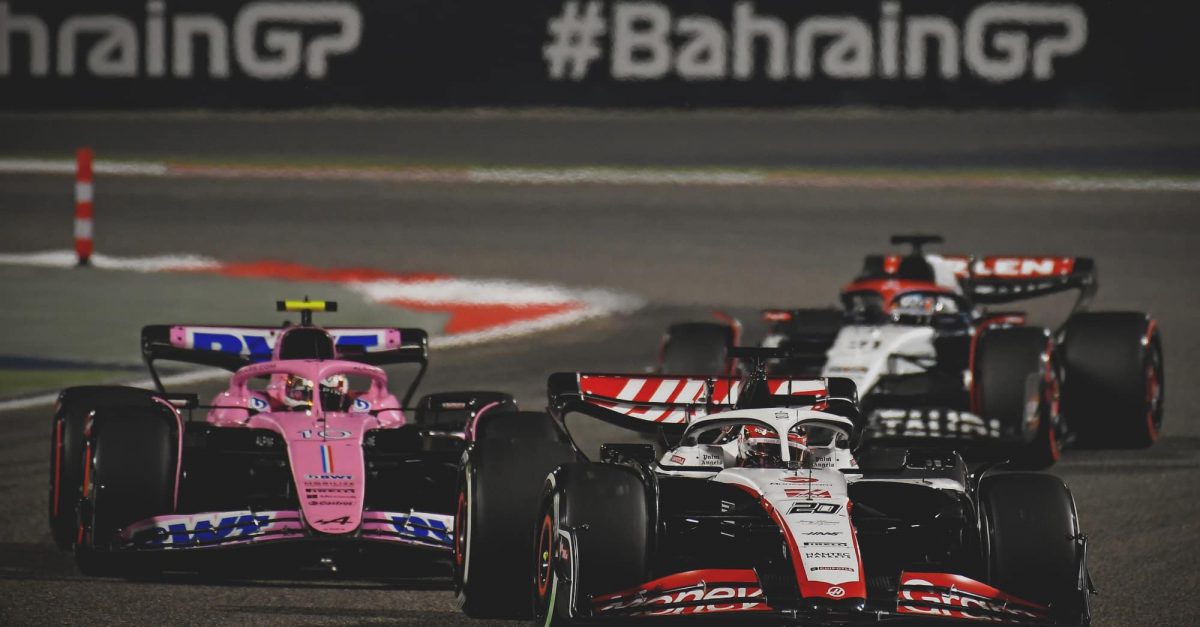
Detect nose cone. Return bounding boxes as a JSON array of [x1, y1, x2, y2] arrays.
[[282, 417, 368, 535]]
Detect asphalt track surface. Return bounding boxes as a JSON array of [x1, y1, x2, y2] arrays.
[[2, 110, 1200, 174], [1, 112, 1199, 626]]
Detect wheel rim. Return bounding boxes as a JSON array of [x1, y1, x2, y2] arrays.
[[454, 489, 467, 569], [535, 513, 554, 602], [1045, 367, 1063, 461], [1145, 354, 1163, 442]]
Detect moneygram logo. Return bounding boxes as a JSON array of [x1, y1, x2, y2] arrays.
[[0, 1, 361, 79], [543, 1, 1086, 83]]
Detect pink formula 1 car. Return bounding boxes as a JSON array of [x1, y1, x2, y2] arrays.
[[49, 300, 518, 577]]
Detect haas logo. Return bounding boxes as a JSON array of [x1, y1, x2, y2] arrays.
[[827, 586, 846, 598]]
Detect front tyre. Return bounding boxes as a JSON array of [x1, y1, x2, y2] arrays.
[[980, 473, 1089, 625], [454, 411, 576, 619], [534, 463, 651, 626], [48, 386, 158, 551], [75, 405, 177, 577]]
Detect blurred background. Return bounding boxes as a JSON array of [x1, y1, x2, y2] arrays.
[[1, 1, 1198, 625]]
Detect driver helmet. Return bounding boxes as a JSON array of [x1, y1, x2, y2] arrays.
[[283, 374, 349, 411], [890, 292, 958, 317], [318, 374, 349, 412], [737, 425, 809, 468]]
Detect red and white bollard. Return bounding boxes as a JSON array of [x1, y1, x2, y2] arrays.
[[75, 147, 94, 266]]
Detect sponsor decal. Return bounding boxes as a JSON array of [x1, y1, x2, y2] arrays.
[[0, 1, 363, 81], [670, 454, 687, 465], [307, 500, 354, 506], [789, 502, 842, 515], [597, 586, 767, 616], [827, 586, 846, 598], [803, 541, 848, 547], [804, 551, 853, 560], [390, 514, 452, 544], [942, 256, 1076, 279], [298, 429, 353, 439], [304, 473, 353, 480], [151, 513, 271, 546], [543, 1, 1087, 84], [803, 531, 842, 536], [810, 566, 855, 572], [869, 408, 1001, 439], [899, 574, 1048, 620], [785, 488, 832, 499], [778, 476, 819, 484], [306, 487, 354, 494], [811, 455, 837, 469]]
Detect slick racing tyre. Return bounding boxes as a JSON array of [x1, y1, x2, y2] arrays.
[[454, 411, 576, 619], [660, 322, 734, 376], [76, 404, 177, 577], [49, 386, 159, 551], [534, 463, 651, 626], [974, 327, 1063, 468], [1061, 312, 1164, 448], [980, 473, 1089, 625]]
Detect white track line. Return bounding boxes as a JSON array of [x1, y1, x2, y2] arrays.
[[0, 251, 220, 271], [1051, 177, 1200, 193], [0, 158, 168, 176], [3, 158, 1198, 192], [0, 251, 642, 413], [467, 167, 764, 186], [0, 368, 228, 413]]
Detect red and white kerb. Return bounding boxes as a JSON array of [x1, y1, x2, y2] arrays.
[[74, 147, 94, 266]]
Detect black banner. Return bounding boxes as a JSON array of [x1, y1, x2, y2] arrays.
[[0, 0, 1197, 109]]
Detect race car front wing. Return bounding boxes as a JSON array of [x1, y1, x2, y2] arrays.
[[117, 509, 454, 551], [587, 568, 1057, 624]]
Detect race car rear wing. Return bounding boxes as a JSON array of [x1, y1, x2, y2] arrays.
[[141, 324, 429, 402], [946, 255, 1097, 308], [548, 368, 858, 436], [861, 253, 1097, 312]]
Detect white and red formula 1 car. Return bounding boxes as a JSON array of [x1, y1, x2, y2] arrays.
[[658, 235, 1163, 467], [453, 348, 1093, 626]]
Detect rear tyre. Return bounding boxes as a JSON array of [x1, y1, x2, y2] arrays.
[[660, 322, 734, 375], [1061, 312, 1163, 448], [454, 411, 576, 619], [49, 386, 158, 551], [974, 327, 1062, 468], [75, 406, 177, 577], [980, 473, 1088, 625], [534, 463, 651, 626]]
